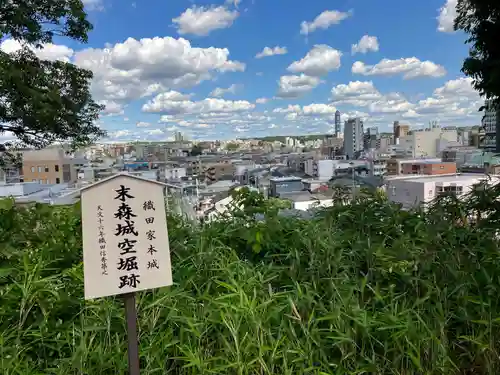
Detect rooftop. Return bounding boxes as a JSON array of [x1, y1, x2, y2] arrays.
[[400, 173, 496, 184], [270, 176, 303, 182]]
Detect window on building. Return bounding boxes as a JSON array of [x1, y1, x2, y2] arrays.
[[46, 179, 49, 184], [38, 166, 42, 173], [30, 166, 35, 173], [44, 166, 49, 172], [56, 178, 60, 184], [55, 165, 59, 172]]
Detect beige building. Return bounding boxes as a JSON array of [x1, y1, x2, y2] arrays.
[[22, 148, 82, 185], [399, 127, 458, 157], [393, 121, 410, 139]]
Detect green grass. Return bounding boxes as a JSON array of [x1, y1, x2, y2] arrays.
[[1, 184, 500, 374]]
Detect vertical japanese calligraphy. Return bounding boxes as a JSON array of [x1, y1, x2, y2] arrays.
[[82, 174, 173, 300], [143, 199, 160, 271], [114, 185, 141, 289], [97, 205, 108, 275]]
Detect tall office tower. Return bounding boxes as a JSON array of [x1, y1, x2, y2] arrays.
[[334, 110, 341, 137]]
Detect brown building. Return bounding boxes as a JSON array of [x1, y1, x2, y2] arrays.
[[22, 148, 81, 184], [393, 121, 410, 139], [204, 163, 236, 184], [401, 161, 457, 175]]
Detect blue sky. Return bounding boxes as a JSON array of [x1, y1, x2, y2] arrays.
[[2, 0, 479, 142]]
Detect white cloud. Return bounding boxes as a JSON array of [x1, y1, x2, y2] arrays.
[[331, 81, 382, 105], [351, 35, 379, 54], [352, 57, 446, 79], [98, 100, 125, 116], [300, 10, 351, 35], [256, 97, 269, 104], [136, 121, 151, 127], [437, 0, 457, 33], [287, 45, 342, 76], [255, 46, 288, 59], [274, 103, 337, 116], [276, 74, 321, 98], [172, 6, 239, 36], [433, 77, 476, 98], [71, 36, 244, 105], [209, 84, 240, 97], [142, 93, 255, 114], [0, 39, 74, 62], [328, 77, 481, 126]]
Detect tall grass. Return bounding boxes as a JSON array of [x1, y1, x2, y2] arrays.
[[1, 184, 500, 374]]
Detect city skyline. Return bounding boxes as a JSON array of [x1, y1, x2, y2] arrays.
[[0, 0, 481, 143]]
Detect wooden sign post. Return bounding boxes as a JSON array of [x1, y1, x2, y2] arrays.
[[80, 173, 173, 375]]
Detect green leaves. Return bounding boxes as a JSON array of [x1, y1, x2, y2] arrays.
[[455, 0, 500, 106], [0, 0, 92, 45], [0, 0, 104, 155]]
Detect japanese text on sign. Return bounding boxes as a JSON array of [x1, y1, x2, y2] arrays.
[[114, 185, 140, 289]]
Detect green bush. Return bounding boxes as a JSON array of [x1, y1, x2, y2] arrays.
[[1, 185, 500, 374]]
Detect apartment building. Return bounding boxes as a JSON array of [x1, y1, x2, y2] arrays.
[[393, 121, 410, 140], [22, 148, 81, 184], [480, 99, 500, 152], [343, 118, 364, 160], [204, 163, 236, 184], [400, 161, 457, 175], [386, 174, 500, 209], [386, 158, 442, 176]]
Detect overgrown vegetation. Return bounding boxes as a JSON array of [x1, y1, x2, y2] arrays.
[[2, 184, 500, 374]]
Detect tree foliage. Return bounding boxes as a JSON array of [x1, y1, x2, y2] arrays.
[[0, 0, 105, 154], [190, 144, 203, 156], [225, 142, 239, 151], [455, 0, 500, 105]]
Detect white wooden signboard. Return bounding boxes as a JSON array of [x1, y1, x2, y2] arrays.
[[81, 173, 173, 300]]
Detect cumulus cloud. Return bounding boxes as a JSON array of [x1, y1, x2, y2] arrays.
[[351, 35, 379, 54], [209, 84, 240, 97], [329, 77, 481, 125], [0, 39, 74, 62], [287, 45, 342, 76], [256, 97, 269, 104], [300, 10, 351, 35], [136, 121, 151, 127], [98, 100, 125, 116], [142, 92, 255, 114], [274, 103, 337, 116], [331, 81, 382, 105], [70, 36, 244, 106], [437, 0, 457, 33], [172, 6, 239, 36], [255, 46, 288, 59], [276, 74, 321, 98], [352, 57, 446, 79]]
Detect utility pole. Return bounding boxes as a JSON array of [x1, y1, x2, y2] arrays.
[[350, 162, 355, 201]]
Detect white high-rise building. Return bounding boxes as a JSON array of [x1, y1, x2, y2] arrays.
[[343, 118, 364, 159]]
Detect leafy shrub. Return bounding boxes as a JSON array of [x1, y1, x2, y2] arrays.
[[1, 185, 500, 374]]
